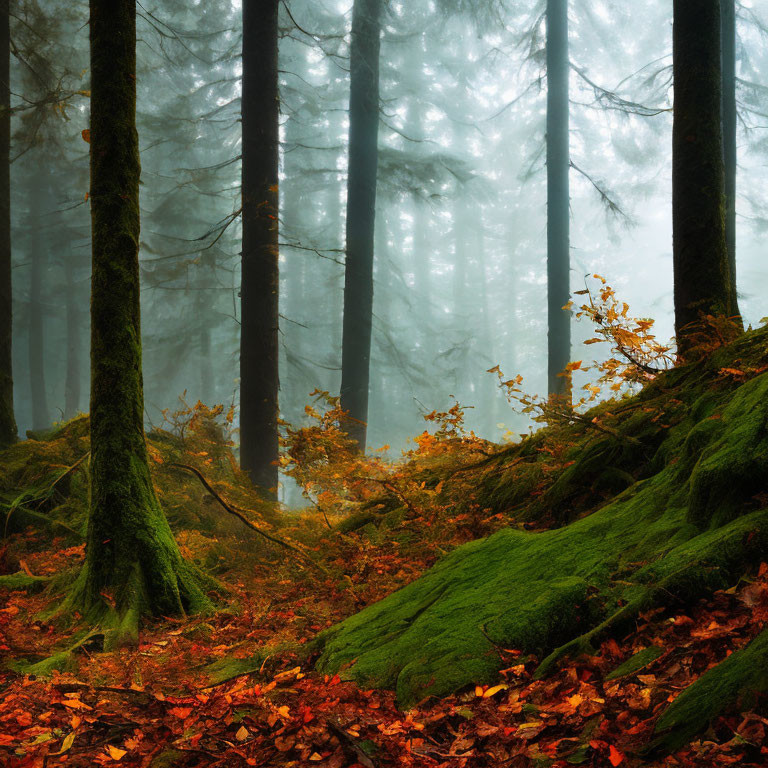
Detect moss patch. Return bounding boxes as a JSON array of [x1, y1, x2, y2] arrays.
[[316, 356, 768, 709], [606, 645, 664, 681], [651, 628, 768, 753]]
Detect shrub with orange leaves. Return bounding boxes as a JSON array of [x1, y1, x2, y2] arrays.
[[489, 275, 674, 435]]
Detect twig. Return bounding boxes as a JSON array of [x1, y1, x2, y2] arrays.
[[326, 720, 377, 768]]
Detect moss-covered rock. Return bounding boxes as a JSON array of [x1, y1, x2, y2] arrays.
[[650, 628, 768, 754], [315, 337, 768, 713]]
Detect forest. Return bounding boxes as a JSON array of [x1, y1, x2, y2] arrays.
[[2, 0, 768, 766]]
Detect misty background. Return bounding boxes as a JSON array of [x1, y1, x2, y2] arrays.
[[10, 0, 768, 499]]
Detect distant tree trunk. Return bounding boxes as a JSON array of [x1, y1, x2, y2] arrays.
[[0, 0, 14, 447], [28, 183, 50, 431], [721, 0, 740, 317], [340, 0, 382, 449], [282, 114, 306, 422], [673, 0, 739, 351], [71, 0, 209, 629], [63, 257, 81, 420], [475, 222, 498, 438], [368, 209, 390, 438], [546, 0, 570, 398], [409, 99, 432, 347], [240, 0, 280, 495], [324, 171, 343, 372], [199, 325, 213, 405], [452, 198, 469, 393]]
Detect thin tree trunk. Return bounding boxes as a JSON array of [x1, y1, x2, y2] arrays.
[[71, 0, 209, 629], [28, 183, 50, 431], [325, 176, 343, 372], [199, 329, 213, 404], [475, 222, 498, 438], [409, 99, 432, 345], [721, 0, 739, 317], [452, 197, 469, 393], [673, 0, 739, 350], [64, 256, 81, 420], [0, 0, 14, 446], [240, 0, 280, 495], [340, 0, 382, 449], [546, 0, 570, 398]]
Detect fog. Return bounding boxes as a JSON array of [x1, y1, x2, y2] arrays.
[[9, 0, 768, 499]]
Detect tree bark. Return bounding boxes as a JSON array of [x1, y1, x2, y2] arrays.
[[28, 179, 50, 432], [721, 0, 739, 317], [0, 0, 14, 446], [340, 0, 382, 449], [71, 0, 209, 630], [673, 0, 739, 350], [546, 0, 571, 398], [240, 0, 280, 495], [63, 255, 81, 420]]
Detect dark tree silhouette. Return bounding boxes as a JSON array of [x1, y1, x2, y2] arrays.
[[721, 0, 740, 316], [546, 0, 571, 397], [340, 0, 382, 449], [672, 0, 739, 349], [0, 0, 14, 447], [239, 0, 280, 495]]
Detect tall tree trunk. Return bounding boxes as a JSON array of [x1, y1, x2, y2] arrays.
[[240, 0, 280, 495], [673, 0, 739, 351], [28, 183, 50, 431], [0, 0, 14, 446], [546, 0, 570, 398], [71, 0, 209, 631], [340, 0, 382, 449], [721, 0, 739, 317], [63, 256, 81, 420]]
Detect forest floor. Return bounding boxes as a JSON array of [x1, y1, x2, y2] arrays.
[[3, 327, 768, 767]]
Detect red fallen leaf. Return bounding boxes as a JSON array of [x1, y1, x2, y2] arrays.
[[168, 707, 193, 719], [81, 128, 91, 143], [609, 744, 625, 766]]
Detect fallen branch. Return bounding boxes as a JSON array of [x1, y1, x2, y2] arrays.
[[166, 463, 328, 574], [3, 452, 89, 538]]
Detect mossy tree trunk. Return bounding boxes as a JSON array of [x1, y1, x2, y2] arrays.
[[239, 0, 280, 497], [0, 0, 15, 447], [673, 0, 740, 351], [73, 0, 209, 629], [720, 0, 739, 317], [546, 0, 571, 398], [340, 0, 382, 450]]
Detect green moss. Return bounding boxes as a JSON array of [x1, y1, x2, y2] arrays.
[[606, 645, 663, 681], [651, 629, 768, 754], [685, 374, 768, 528], [0, 571, 48, 592], [150, 749, 184, 768], [316, 366, 768, 709]]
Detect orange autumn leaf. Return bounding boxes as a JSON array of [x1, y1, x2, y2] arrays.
[[106, 745, 127, 761], [609, 744, 625, 766]]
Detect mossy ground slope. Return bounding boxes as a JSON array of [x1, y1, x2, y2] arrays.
[[316, 329, 768, 719]]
